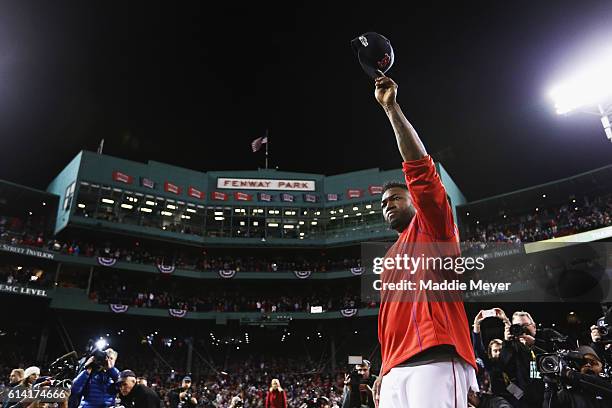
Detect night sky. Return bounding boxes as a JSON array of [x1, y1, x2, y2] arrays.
[[1, 0, 612, 200]]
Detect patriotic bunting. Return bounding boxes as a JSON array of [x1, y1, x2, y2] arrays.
[[340, 308, 358, 318], [218, 269, 237, 279], [293, 270, 312, 279], [109, 304, 129, 313], [168, 309, 187, 318], [97, 257, 117, 267], [157, 264, 175, 274]]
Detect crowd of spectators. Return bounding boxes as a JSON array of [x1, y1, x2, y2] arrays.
[[90, 277, 372, 313], [1, 220, 360, 274], [463, 193, 612, 244], [0, 265, 50, 288], [2, 304, 612, 407]]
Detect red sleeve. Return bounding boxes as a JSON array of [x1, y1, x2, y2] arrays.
[[403, 155, 456, 239], [283, 390, 287, 408], [265, 391, 270, 408]]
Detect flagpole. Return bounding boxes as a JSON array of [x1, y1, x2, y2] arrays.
[[265, 129, 269, 170]]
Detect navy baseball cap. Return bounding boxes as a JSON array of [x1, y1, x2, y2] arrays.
[[351, 32, 395, 79], [118, 370, 136, 382], [182, 376, 192, 382]]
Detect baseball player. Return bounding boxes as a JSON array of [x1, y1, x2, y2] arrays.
[[371, 72, 478, 407]]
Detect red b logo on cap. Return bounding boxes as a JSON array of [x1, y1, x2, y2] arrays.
[[377, 53, 391, 69]]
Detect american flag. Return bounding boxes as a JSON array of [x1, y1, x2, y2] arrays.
[[259, 193, 272, 202], [303, 194, 317, 203], [281, 193, 295, 202], [251, 136, 268, 152]]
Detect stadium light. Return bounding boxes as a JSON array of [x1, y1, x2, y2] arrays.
[[549, 47, 612, 141], [95, 338, 108, 350]]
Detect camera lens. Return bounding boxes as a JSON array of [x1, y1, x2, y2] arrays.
[[539, 355, 560, 374]]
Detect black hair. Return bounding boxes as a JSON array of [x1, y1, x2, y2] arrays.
[[382, 181, 408, 194]]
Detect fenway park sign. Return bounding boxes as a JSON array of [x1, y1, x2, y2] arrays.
[[217, 178, 315, 191]]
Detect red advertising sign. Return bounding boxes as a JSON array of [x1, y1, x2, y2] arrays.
[[233, 192, 253, 201], [212, 191, 228, 201], [369, 185, 383, 195], [188, 187, 204, 199], [164, 182, 182, 195], [112, 171, 133, 184], [347, 189, 363, 199]]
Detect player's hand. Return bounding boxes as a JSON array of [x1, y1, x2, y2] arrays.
[[371, 376, 382, 408], [374, 72, 398, 109]]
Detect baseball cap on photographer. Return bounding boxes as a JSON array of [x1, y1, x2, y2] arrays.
[[351, 32, 395, 79], [182, 376, 192, 382], [576, 345, 602, 362], [118, 370, 136, 382]]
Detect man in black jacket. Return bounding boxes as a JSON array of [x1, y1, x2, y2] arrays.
[[341, 360, 377, 408], [498, 310, 546, 408], [168, 376, 197, 408], [116, 370, 160, 408], [543, 346, 611, 408]]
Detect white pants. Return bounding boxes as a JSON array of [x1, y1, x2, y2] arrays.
[[379, 358, 479, 408]]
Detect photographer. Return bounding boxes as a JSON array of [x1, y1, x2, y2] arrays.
[[168, 377, 196, 408], [341, 360, 376, 408], [543, 346, 611, 407], [116, 370, 160, 408], [473, 309, 512, 402], [71, 349, 120, 408], [589, 325, 612, 369], [499, 310, 545, 408]]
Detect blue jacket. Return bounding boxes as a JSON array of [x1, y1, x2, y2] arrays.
[[71, 367, 120, 408]]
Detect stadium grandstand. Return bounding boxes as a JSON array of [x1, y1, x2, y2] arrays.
[[1, 151, 612, 407]]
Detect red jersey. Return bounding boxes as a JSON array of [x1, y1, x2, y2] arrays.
[[378, 155, 476, 376]]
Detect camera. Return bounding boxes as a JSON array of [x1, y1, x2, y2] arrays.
[[509, 323, 528, 337], [349, 368, 369, 386], [181, 392, 192, 402], [595, 315, 612, 344], [537, 350, 585, 376], [84, 339, 110, 370], [49, 351, 79, 381]]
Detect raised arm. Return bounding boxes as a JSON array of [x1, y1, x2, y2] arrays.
[[374, 72, 427, 162]]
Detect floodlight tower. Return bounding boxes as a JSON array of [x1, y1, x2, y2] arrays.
[[549, 50, 612, 142]]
